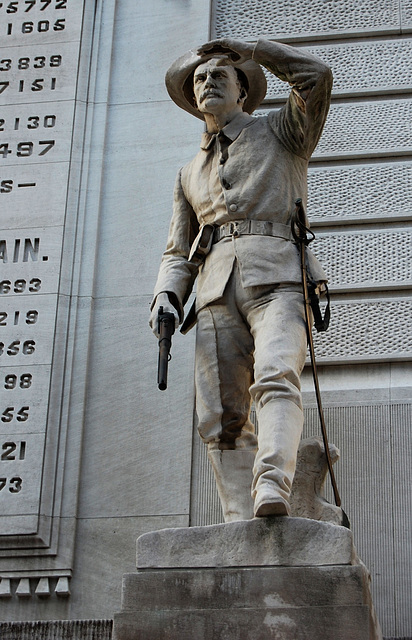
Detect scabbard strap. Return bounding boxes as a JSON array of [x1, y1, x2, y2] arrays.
[[290, 202, 330, 333], [213, 219, 291, 243]]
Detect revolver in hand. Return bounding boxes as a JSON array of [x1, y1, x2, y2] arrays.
[[157, 306, 176, 390]]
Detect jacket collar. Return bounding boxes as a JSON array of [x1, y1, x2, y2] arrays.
[[200, 112, 256, 150]]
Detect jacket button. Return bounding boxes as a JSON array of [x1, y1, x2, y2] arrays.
[[229, 203, 238, 212]]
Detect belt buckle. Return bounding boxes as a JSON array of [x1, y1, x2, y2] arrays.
[[229, 221, 240, 237]]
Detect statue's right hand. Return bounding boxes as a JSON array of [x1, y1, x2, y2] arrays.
[[197, 39, 253, 65], [149, 293, 180, 338]]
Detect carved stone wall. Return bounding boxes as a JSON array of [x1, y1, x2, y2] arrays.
[[312, 230, 412, 289], [259, 101, 412, 158], [307, 163, 412, 224], [212, 0, 412, 38], [264, 40, 412, 98]]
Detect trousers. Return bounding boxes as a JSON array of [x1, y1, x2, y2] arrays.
[[195, 261, 308, 501]]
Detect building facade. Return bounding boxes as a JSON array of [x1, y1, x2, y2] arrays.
[[0, 0, 411, 637]]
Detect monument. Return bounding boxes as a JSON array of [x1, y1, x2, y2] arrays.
[[149, 35, 331, 521], [113, 37, 382, 640]]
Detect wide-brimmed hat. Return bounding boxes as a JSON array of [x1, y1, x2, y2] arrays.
[[165, 49, 267, 120]]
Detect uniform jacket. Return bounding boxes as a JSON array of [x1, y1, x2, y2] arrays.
[[152, 38, 333, 322]]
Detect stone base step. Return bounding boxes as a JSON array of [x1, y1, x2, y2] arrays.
[[115, 604, 370, 640], [113, 518, 382, 640]]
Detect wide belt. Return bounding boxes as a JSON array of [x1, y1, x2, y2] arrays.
[[213, 219, 291, 243]]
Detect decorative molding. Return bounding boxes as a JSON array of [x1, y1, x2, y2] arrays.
[[0, 575, 70, 599], [0, 619, 112, 639]]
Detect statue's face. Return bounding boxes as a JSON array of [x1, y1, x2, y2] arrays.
[[193, 59, 242, 116]]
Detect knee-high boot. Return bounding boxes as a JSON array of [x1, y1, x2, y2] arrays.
[[252, 399, 303, 517], [207, 449, 256, 522]]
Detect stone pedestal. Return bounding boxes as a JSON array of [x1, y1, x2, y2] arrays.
[[113, 518, 382, 640]]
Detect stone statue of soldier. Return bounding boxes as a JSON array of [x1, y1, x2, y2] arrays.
[[150, 37, 332, 521]]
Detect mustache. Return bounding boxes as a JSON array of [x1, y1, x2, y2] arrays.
[[199, 89, 223, 102]]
